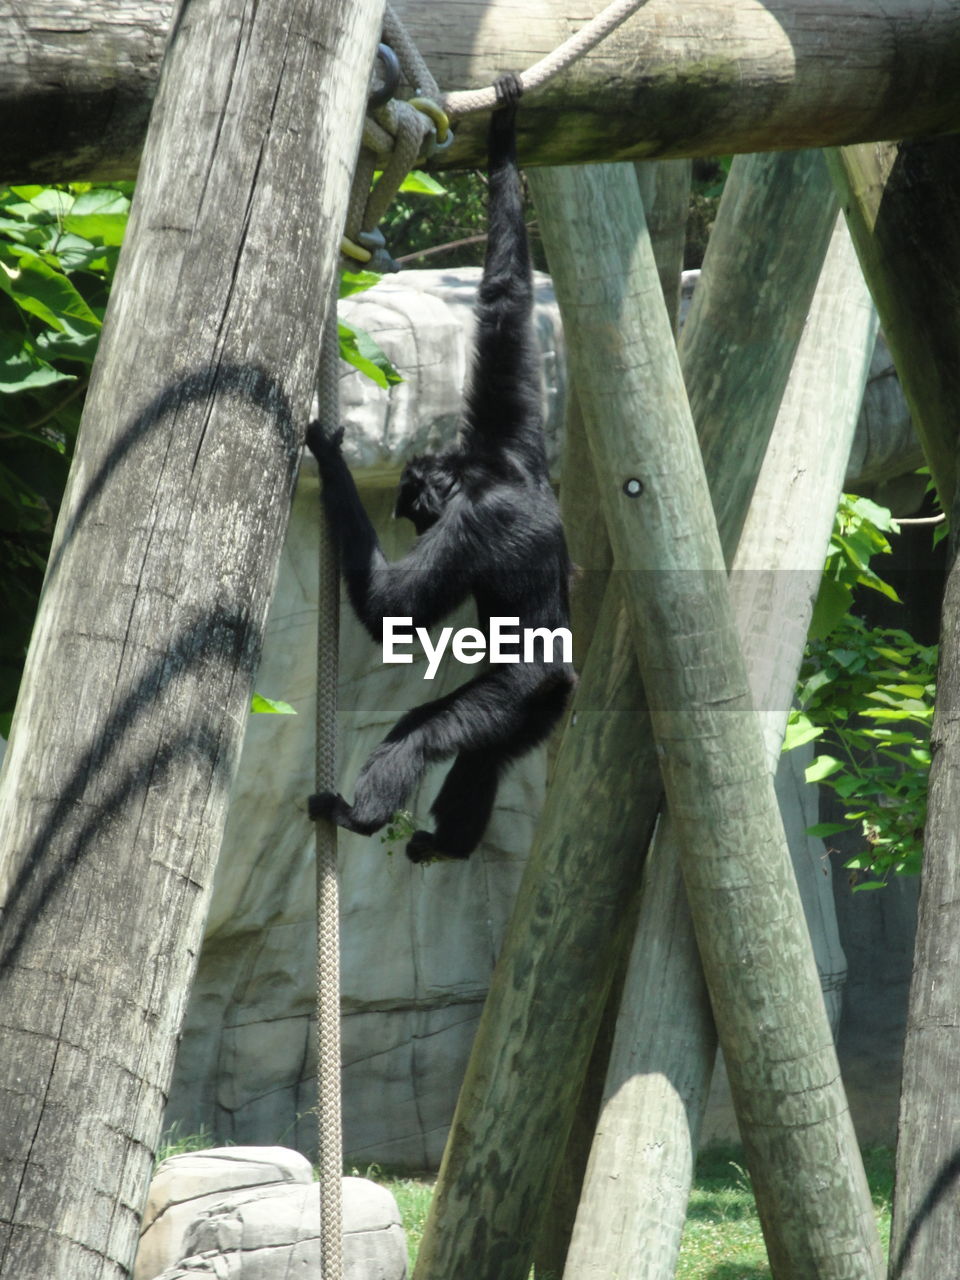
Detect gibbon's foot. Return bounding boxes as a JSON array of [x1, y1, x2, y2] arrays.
[[308, 790, 386, 837], [308, 791, 339, 821], [305, 421, 345, 464], [493, 72, 524, 111], [406, 829, 468, 865]]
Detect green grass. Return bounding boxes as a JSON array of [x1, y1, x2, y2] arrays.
[[378, 1145, 896, 1279], [154, 1122, 219, 1167]]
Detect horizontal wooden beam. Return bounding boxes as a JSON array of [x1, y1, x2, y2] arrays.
[[5, 0, 960, 182]]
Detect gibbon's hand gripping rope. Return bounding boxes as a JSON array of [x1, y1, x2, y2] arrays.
[[314, 2, 645, 1273]]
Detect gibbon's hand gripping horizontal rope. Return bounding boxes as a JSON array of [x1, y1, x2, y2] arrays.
[[341, 0, 645, 265], [442, 0, 646, 115]]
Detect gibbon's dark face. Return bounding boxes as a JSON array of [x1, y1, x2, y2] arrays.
[[394, 455, 459, 534]]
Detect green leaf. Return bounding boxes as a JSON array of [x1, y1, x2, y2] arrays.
[[339, 270, 383, 298], [782, 715, 823, 751], [17, 188, 72, 216], [805, 754, 843, 783], [855, 565, 901, 602], [35, 315, 101, 364], [398, 170, 447, 196], [874, 646, 909, 664], [250, 693, 297, 715], [861, 704, 930, 721], [806, 821, 851, 838], [0, 333, 75, 393], [338, 321, 402, 388], [809, 576, 852, 641], [878, 683, 927, 698], [833, 774, 867, 799], [846, 494, 899, 532], [0, 245, 100, 330], [829, 647, 862, 669]]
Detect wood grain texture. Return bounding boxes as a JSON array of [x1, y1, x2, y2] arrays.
[[562, 213, 878, 1280], [0, 0, 385, 1274], [890, 550, 960, 1280], [5, 0, 960, 179], [534, 160, 883, 1278]]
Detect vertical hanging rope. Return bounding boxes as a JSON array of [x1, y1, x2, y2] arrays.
[[315, 296, 343, 1280]]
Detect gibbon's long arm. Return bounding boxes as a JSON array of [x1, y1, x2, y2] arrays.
[[307, 423, 477, 638], [459, 92, 548, 481]]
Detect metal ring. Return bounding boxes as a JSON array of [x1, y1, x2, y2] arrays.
[[340, 235, 372, 264], [368, 43, 401, 108], [408, 96, 450, 143]]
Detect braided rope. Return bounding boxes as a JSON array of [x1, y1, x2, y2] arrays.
[[443, 0, 645, 116], [363, 100, 432, 231], [315, 299, 343, 1280], [382, 3, 439, 98], [342, 0, 645, 263]]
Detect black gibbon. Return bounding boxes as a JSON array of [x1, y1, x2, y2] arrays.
[[307, 75, 575, 863]]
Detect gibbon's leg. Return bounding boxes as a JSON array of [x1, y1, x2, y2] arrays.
[[406, 749, 503, 863], [308, 735, 426, 835], [309, 668, 556, 839], [406, 673, 574, 862]]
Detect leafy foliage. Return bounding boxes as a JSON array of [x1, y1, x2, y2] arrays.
[[0, 183, 128, 736], [808, 494, 901, 640], [0, 190, 403, 735], [381, 169, 491, 268], [250, 694, 297, 715], [786, 494, 937, 886]]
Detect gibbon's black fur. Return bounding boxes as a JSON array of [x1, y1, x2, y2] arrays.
[[307, 76, 574, 863]]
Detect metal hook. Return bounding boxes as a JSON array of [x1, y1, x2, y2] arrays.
[[368, 43, 401, 108]]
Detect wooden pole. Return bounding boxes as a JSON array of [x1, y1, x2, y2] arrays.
[[827, 139, 960, 522], [830, 135, 960, 1280], [0, 0, 385, 1273], [6, 0, 960, 179], [562, 211, 878, 1280], [537, 159, 882, 1280]]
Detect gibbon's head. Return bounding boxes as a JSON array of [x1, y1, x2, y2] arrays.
[[395, 454, 459, 533]]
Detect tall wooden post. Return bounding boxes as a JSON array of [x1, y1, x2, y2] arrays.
[[0, 0, 384, 1274]]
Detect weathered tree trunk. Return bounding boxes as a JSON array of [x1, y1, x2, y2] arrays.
[[0, 0, 385, 1275], [540, 160, 882, 1279], [561, 212, 878, 1280], [633, 158, 692, 335], [834, 137, 960, 1280], [6, 0, 960, 180], [412, 150, 838, 1280]]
